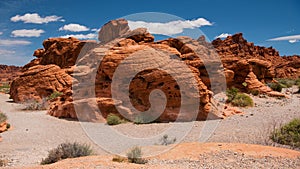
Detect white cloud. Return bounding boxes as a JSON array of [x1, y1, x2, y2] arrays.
[[128, 18, 212, 36], [288, 39, 298, 43], [91, 28, 99, 32], [0, 49, 15, 55], [11, 29, 44, 37], [10, 13, 64, 24], [59, 23, 90, 32], [0, 32, 3, 35], [59, 33, 97, 39], [267, 34, 300, 43], [0, 39, 31, 46], [215, 33, 231, 39]]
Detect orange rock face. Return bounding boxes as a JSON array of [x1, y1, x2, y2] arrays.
[[10, 19, 300, 122], [0, 65, 22, 84], [10, 65, 73, 102]]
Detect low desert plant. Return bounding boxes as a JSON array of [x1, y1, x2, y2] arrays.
[[268, 82, 284, 92], [0, 112, 7, 123], [277, 79, 295, 88], [226, 87, 239, 102], [6, 123, 10, 129], [250, 90, 260, 96], [47, 91, 63, 101], [270, 118, 300, 148], [0, 83, 10, 94], [23, 98, 48, 110], [126, 146, 147, 164], [231, 93, 254, 107], [41, 142, 93, 165], [106, 113, 123, 125], [133, 113, 158, 124], [158, 134, 176, 145]]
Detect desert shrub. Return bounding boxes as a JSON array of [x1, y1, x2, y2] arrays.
[[268, 82, 283, 92], [226, 87, 239, 102], [277, 79, 295, 88], [158, 134, 176, 145], [231, 93, 253, 107], [126, 146, 147, 164], [23, 98, 48, 110], [6, 123, 10, 129], [41, 142, 93, 165], [0, 112, 7, 123], [0, 83, 10, 94], [250, 90, 260, 96], [133, 113, 158, 124], [270, 118, 300, 148], [106, 113, 123, 125], [47, 91, 63, 101]]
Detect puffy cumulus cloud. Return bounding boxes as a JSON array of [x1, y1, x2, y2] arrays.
[[11, 29, 44, 37], [0, 32, 3, 35], [0, 49, 15, 55], [128, 18, 212, 36], [59, 33, 97, 39], [0, 39, 31, 46], [10, 13, 64, 24], [267, 34, 300, 43], [215, 33, 231, 39], [59, 23, 90, 32]]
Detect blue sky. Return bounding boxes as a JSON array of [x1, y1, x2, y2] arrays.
[[0, 0, 299, 66]]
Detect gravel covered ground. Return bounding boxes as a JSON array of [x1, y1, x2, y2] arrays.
[[0, 89, 299, 168]]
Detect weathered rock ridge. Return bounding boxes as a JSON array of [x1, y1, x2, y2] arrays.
[[9, 19, 299, 122]]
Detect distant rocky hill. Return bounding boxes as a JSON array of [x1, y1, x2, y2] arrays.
[[0, 65, 22, 84], [8, 19, 300, 122]]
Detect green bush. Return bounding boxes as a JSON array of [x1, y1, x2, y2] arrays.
[[226, 87, 239, 102], [126, 146, 147, 164], [231, 93, 254, 107], [47, 91, 63, 101], [41, 142, 93, 165], [106, 113, 123, 125], [270, 118, 300, 148], [0, 112, 7, 123], [277, 79, 295, 88], [250, 90, 260, 96], [0, 83, 10, 94], [268, 82, 283, 92]]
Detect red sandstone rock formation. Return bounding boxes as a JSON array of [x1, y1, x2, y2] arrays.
[[0, 65, 22, 84], [9, 19, 300, 122]]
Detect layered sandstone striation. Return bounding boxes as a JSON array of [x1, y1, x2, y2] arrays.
[[9, 19, 299, 122]]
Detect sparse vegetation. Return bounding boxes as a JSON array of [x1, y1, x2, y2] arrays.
[[0, 83, 10, 94], [270, 118, 300, 148], [41, 142, 93, 165], [23, 98, 48, 110], [268, 82, 283, 92], [133, 113, 158, 124], [106, 113, 124, 125], [226, 87, 239, 102], [158, 134, 176, 145], [250, 90, 259, 96], [226, 87, 253, 107], [126, 146, 147, 164], [231, 93, 254, 107], [0, 112, 7, 123], [47, 91, 63, 101]]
